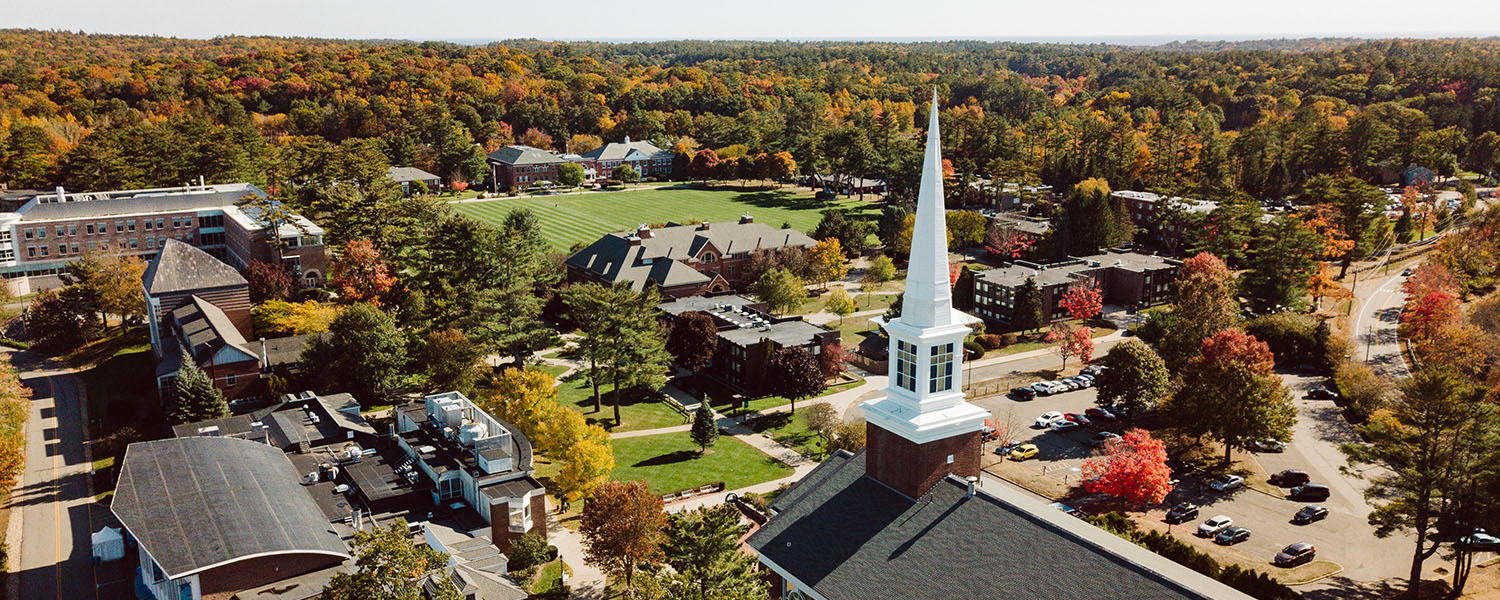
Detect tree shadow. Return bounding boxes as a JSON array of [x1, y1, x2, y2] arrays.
[[633, 450, 700, 467]]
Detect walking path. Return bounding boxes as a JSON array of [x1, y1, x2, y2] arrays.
[[446, 183, 685, 205], [541, 496, 607, 600]]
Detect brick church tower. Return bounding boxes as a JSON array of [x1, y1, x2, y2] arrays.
[[862, 91, 991, 500]]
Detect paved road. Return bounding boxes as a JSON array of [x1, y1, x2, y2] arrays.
[[1351, 269, 1409, 378], [10, 351, 101, 600]]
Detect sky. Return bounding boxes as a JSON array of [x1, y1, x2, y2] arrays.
[[8, 0, 1500, 42]]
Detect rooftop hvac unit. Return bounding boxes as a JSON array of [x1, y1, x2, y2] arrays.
[[196, 425, 220, 436], [334, 484, 350, 494], [304, 471, 320, 484]]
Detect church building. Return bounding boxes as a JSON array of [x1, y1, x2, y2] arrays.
[[744, 92, 1256, 600]]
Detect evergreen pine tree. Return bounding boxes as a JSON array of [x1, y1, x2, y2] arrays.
[[1012, 277, 1046, 333], [171, 351, 230, 425], [689, 403, 718, 453]]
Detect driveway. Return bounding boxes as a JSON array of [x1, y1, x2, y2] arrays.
[[8, 351, 110, 600]]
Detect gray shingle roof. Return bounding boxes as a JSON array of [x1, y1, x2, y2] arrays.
[[386, 166, 441, 183], [17, 183, 263, 222], [486, 145, 565, 166], [111, 437, 350, 579], [748, 450, 1253, 600], [143, 239, 248, 295], [170, 295, 252, 364], [565, 221, 815, 291], [579, 139, 669, 161]]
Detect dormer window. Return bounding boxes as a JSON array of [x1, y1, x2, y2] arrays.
[[700, 252, 718, 263]]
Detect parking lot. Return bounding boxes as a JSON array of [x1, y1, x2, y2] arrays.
[[968, 371, 1421, 591]]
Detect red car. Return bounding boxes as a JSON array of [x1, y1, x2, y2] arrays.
[[1064, 412, 1092, 427], [1084, 407, 1117, 421]]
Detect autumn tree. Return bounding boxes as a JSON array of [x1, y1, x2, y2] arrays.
[[1096, 340, 1170, 417], [826, 419, 868, 454], [1012, 277, 1045, 333], [1307, 263, 1349, 310], [689, 403, 718, 453], [322, 519, 453, 600], [581, 480, 669, 594], [170, 351, 230, 425], [244, 260, 295, 303], [825, 288, 857, 325], [481, 367, 615, 502], [1082, 428, 1173, 504], [1059, 281, 1103, 321], [1301, 174, 1386, 277], [518, 127, 553, 150], [666, 311, 718, 374], [1169, 329, 1296, 464], [807, 238, 848, 289], [862, 254, 896, 294], [753, 268, 806, 315], [985, 222, 1035, 259], [1400, 292, 1460, 342], [65, 252, 146, 327], [1044, 324, 1094, 369], [330, 239, 396, 306], [252, 300, 341, 336], [768, 346, 826, 413], [818, 342, 849, 380], [811, 209, 874, 256], [1163, 252, 1239, 366], [0, 362, 32, 501], [689, 149, 722, 182], [24, 287, 100, 350]]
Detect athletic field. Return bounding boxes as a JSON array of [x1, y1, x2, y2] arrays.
[[451, 187, 879, 251]]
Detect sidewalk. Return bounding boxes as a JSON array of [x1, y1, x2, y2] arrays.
[[543, 496, 606, 600]]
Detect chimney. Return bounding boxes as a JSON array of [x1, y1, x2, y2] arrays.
[[55, 186, 65, 202], [739, 212, 754, 224], [698, 222, 710, 231], [965, 476, 978, 498], [636, 224, 652, 239], [627, 234, 643, 247]]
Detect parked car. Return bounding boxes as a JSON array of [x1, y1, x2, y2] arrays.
[[1274, 542, 1317, 567], [1084, 407, 1117, 422], [1035, 411, 1065, 428], [1269, 470, 1311, 487], [1068, 375, 1093, 389], [1251, 438, 1287, 453], [1077, 374, 1096, 386], [1164, 502, 1199, 524], [1064, 412, 1092, 427], [1209, 474, 1245, 492], [1458, 528, 1500, 550], [1198, 515, 1234, 537], [1088, 431, 1121, 447], [1307, 386, 1339, 400], [1289, 484, 1331, 501], [1050, 419, 1082, 433], [1009, 443, 1040, 461], [1059, 378, 1082, 391], [1030, 382, 1056, 396], [1082, 364, 1108, 376], [1402, 268, 1414, 277], [1215, 527, 1252, 545], [1010, 386, 1037, 400], [1292, 505, 1328, 525], [993, 443, 1021, 456]]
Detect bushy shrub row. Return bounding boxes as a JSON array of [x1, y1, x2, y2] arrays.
[[1086, 513, 1300, 600]]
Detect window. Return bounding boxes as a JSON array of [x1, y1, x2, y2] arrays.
[[225, 373, 236, 386], [115, 221, 124, 233], [143, 220, 152, 230], [198, 214, 224, 228], [127, 221, 136, 232], [700, 252, 717, 263], [26, 247, 35, 258], [895, 340, 917, 392], [85, 224, 94, 235], [171, 217, 181, 228], [439, 476, 462, 501], [57, 244, 66, 255], [39, 246, 47, 257], [68, 224, 76, 236], [129, 238, 138, 249], [22, 229, 31, 240], [929, 343, 955, 393], [36, 228, 43, 239], [69, 243, 78, 254], [88, 241, 97, 251], [157, 218, 165, 229], [146, 237, 155, 249], [55, 226, 65, 237]]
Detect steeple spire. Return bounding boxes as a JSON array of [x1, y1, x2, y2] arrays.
[[900, 89, 953, 329]]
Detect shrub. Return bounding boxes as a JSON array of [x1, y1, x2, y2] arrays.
[[1244, 313, 1329, 367], [1001, 332, 1019, 346], [977, 334, 1006, 350], [963, 339, 985, 359], [1135, 310, 1176, 346], [508, 532, 553, 571], [1333, 361, 1390, 422]]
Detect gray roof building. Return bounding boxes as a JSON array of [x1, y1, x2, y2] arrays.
[[485, 145, 565, 166], [111, 436, 350, 580], [143, 238, 247, 296], [14, 183, 264, 223], [566, 219, 816, 294], [579, 138, 671, 161], [386, 166, 441, 183]]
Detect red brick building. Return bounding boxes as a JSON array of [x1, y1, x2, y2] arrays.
[[486, 145, 568, 191], [565, 215, 817, 297]]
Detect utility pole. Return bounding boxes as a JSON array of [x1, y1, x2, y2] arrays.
[[1365, 325, 1374, 362]]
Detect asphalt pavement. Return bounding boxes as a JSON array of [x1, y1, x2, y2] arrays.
[[1351, 269, 1410, 379]]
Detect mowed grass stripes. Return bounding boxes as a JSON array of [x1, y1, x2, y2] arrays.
[[452, 187, 879, 251]]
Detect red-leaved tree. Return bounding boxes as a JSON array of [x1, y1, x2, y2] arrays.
[[330, 239, 396, 306], [1402, 262, 1461, 300], [579, 480, 667, 594], [984, 225, 1035, 259], [1045, 324, 1095, 369], [1059, 281, 1104, 321], [1400, 291, 1461, 342], [819, 342, 849, 378], [1082, 428, 1173, 504]]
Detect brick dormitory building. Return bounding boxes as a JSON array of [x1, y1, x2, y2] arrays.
[[745, 92, 1254, 600], [566, 215, 816, 297], [657, 293, 840, 397], [0, 182, 326, 295], [485, 137, 672, 191], [972, 249, 1181, 327], [113, 389, 540, 600]]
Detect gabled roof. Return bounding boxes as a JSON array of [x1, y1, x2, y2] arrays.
[[565, 220, 815, 291], [111, 437, 350, 579], [171, 295, 254, 365], [143, 239, 248, 295], [486, 145, 565, 166], [747, 451, 1254, 600], [386, 166, 440, 183], [579, 139, 669, 161]]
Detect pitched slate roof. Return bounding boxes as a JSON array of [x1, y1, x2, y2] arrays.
[[486, 145, 564, 166], [747, 450, 1253, 600], [579, 139, 669, 161], [111, 437, 350, 579], [565, 220, 815, 291], [386, 166, 441, 183], [171, 295, 253, 365], [143, 239, 248, 295]]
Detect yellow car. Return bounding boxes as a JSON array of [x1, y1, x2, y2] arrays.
[[1009, 444, 1039, 461]]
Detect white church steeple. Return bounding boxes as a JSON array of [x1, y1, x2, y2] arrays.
[[860, 90, 989, 498]]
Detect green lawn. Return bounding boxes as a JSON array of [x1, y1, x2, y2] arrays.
[[536, 363, 571, 379], [833, 314, 884, 350], [709, 378, 865, 414], [793, 290, 900, 316], [553, 374, 686, 432], [452, 187, 879, 251], [530, 559, 565, 595], [748, 411, 826, 459], [610, 432, 792, 494]]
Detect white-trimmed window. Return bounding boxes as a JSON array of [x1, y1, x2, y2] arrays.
[[929, 343, 954, 393], [895, 340, 917, 392]]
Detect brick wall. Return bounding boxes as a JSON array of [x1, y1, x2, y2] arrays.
[[198, 552, 344, 599], [863, 424, 981, 500]]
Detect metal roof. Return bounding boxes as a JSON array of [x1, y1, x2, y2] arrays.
[[111, 437, 350, 579]]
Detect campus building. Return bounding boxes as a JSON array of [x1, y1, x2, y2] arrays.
[[565, 215, 817, 297], [972, 250, 1180, 326], [0, 182, 327, 295], [745, 92, 1254, 600], [485, 145, 567, 190], [578, 137, 673, 180], [657, 293, 840, 397]]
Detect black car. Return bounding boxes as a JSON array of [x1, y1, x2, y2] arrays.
[[1214, 526, 1252, 545], [1010, 386, 1037, 400], [1289, 484, 1331, 501], [1275, 542, 1317, 567], [1307, 386, 1339, 400], [1164, 502, 1199, 524], [1292, 505, 1329, 525], [1269, 469, 1311, 487]]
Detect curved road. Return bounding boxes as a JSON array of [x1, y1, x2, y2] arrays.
[[1351, 269, 1409, 379]]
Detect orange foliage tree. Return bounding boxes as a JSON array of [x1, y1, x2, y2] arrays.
[[1400, 292, 1461, 343], [1082, 428, 1173, 504], [330, 239, 396, 306], [1059, 281, 1103, 321], [1045, 324, 1095, 369]]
